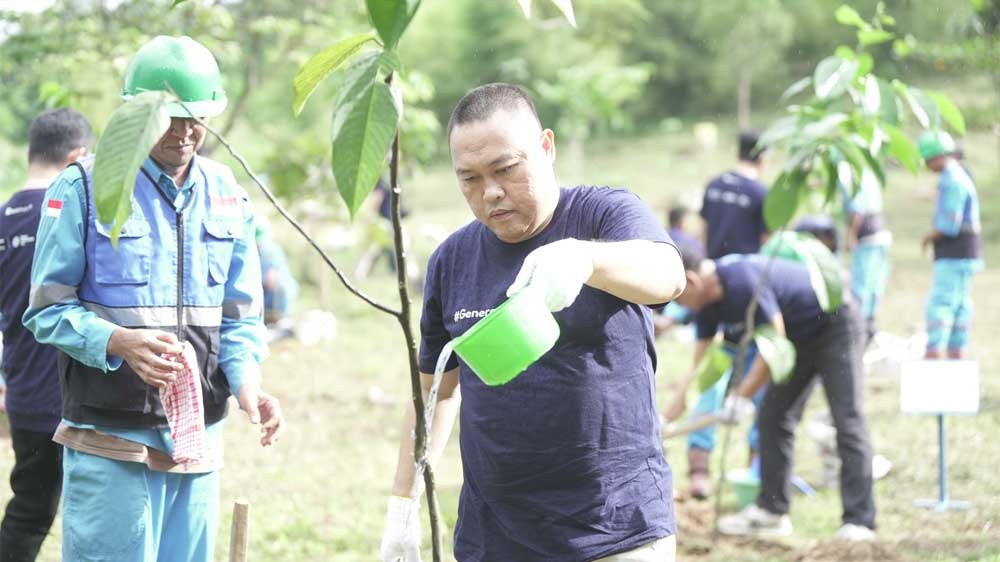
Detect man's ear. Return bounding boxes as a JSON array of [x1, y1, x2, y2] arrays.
[[541, 128, 556, 163], [63, 146, 89, 166]]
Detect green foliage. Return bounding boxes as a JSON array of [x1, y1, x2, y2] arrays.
[[367, 0, 422, 50], [92, 92, 170, 244], [759, 3, 966, 230], [293, 33, 378, 116], [330, 53, 401, 218]]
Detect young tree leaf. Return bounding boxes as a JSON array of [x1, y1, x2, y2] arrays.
[[171, 0, 188, 6], [780, 77, 813, 102], [331, 74, 400, 218], [92, 91, 171, 246], [292, 33, 377, 116], [856, 52, 874, 77], [758, 115, 800, 148], [516, 0, 532, 17], [894, 82, 938, 128], [862, 74, 881, 115], [876, 78, 901, 125], [926, 90, 967, 136], [835, 5, 868, 29], [883, 123, 920, 174], [764, 171, 805, 231], [858, 29, 894, 46], [801, 113, 848, 144], [367, 0, 422, 50], [814, 56, 859, 100]]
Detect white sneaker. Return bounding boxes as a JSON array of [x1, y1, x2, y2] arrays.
[[834, 523, 876, 542], [717, 504, 793, 537]]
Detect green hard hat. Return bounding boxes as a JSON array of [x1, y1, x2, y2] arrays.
[[121, 36, 227, 118], [918, 129, 957, 161]]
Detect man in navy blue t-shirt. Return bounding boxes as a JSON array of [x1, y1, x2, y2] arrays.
[[0, 108, 92, 561], [672, 250, 876, 541], [380, 84, 686, 562], [700, 130, 769, 259]]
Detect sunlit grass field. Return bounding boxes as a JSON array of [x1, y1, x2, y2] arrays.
[[3, 116, 1000, 561]]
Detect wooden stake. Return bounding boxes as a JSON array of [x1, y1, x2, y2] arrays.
[[229, 500, 250, 562]]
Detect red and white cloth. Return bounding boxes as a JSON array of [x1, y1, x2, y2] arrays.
[[160, 342, 207, 464]]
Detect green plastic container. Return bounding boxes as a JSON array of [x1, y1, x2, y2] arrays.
[[727, 468, 761, 509], [452, 288, 560, 386], [695, 343, 733, 393]]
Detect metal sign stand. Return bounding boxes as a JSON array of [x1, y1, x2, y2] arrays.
[[913, 414, 971, 511], [900, 360, 978, 512]]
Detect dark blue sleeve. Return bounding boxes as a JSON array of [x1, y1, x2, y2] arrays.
[[418, 245, 458, 374], [695, 306, 720, 340], [593, 188, 673, 245]]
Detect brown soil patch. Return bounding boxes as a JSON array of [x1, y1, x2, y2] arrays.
[[791, 541, 912, 562]]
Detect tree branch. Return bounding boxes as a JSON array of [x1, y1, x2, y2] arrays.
[[189, 114, 400, 317]]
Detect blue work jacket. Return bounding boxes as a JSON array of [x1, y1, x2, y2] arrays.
[[24, 155, 267, 429]]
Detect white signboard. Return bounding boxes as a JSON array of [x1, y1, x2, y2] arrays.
[[900, 360, 979, 415]]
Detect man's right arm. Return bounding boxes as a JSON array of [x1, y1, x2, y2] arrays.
[[22, 170, 123, 371], [390, 368, 461, 497]]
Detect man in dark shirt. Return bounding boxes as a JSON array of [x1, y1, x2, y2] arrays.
[[700, 131, 769, 259], [380, 83, 686, 562], [0, 108, 92, 561], [672, 250, 876, 542]]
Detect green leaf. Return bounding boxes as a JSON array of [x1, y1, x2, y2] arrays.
[[516, 0, 532, 17], [858, 29, 895, 46], [835, 5, 868, 29], [801, 113, 848, 143], [862, 75, 881, 115], [780, 77, 812, 102], [856, 52, 874, 77], [892, 38, 911, 57], [331, 57, 401, 218], [758, 115, 800, 148], [92, 92, 171, 245], [834, 45, 856, 60], [171, 0, 188, 6], [764, 171, 805, 230], [859, 145, 885, 187], [549, 0, 577, 27], [814, 56, 859, 100], [895, 82, 938, 128], [883, 123, 920, 174], [367, 0, 421, 50], [876, 78, 901, 125], [926, 90, 967, 136], [292, 33, 377, 116], [753, 326, 796, 385], [823, 155, 839, 205]]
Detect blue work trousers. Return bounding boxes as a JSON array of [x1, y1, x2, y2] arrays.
[[926, 259, 980, 353], [851, 242, 890, 321], [61, 448, 219, 562]]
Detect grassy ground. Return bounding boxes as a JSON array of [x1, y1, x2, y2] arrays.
[[2, 122, 999, 561]]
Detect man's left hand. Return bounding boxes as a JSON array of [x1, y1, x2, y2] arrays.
[[237, 384, 285, 446], [506, 239, 593, 312]]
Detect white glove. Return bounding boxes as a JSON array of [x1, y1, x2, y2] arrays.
[[719, 395, 755, 425], [380, 496, 423, 562], [506, 238, 593, 312]]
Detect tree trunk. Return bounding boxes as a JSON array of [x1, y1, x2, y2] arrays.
[[737, 67, 753, 130]]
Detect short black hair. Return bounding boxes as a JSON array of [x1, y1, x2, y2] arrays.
[[668, 205, 688, 229], [28, 108, 94, 166], [447, 83, 541, 140], [738, 130, 762, 162], [677, 240, 705, 273]]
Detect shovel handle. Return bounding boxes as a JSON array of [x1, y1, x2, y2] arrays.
[[661, 414, 723, 440]]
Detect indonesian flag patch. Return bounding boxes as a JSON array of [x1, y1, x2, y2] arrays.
[[45, 199, 63, 218]]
